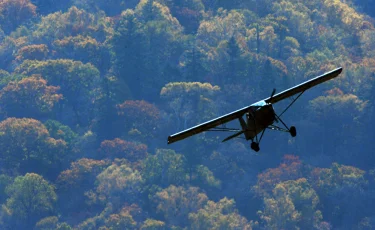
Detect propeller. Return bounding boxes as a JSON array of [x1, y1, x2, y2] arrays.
[[270, 88, 276, 99]]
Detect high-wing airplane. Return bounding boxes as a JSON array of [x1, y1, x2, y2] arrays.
[[167, 67, 343, 152]]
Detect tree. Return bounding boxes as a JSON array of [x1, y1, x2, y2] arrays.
[[15, 59, 101, 126], [306, 89, 367, 161], [141, 219, 166, 230], [15, 44, 49, 61], [258, 178, 323, 230], [309, 163, 371, 228], [99, 138, 148, 162], [0, 75, 62, 119], [95, 161, 144, 208], [32, 6, 111, 44], [111, 9, 145, 98], [56, 158, 109, 220], [30, 0, 73, 15], [73, 0, 139, 16], [44, 120, 78, 148], [112, 3, 186, 99], [152, 185, 208, 227], [159, 0, 205, 34], [104, 206, 137, 229], [52, 35, 111, 73], [141, 149, 188, 187], [35, 216, 58, 229], [160, 82, 220, 132], [0, 118, 67, 178], [57, 158, 109, 191], [189, 197, 252, 229], [116, 100, 161, 140], [180, 44, 207, 82], [0, 174, 12, 204], [253, 155, 304, 197], [0, 0, 37, 34], [5, 173, 57, 227]]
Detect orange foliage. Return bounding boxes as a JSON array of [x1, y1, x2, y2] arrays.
[[309, 163, 366, 193], [0, 75, 62, 117], [254, 155, 303, 197], [0, 0, 36, 33], [57, 158, 110, 190], [99, 138, 148, 162], [16, 44, 49, 61], [116, 100, 161, 136], [325, 87, 344, 96], [0, 117, 66, 175]]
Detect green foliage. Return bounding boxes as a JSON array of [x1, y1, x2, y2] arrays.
[[254, 155, 303, 197], [141, 219, 166, 230], [193, 165, 221, 189], [44, 120, 78, 146], [52, 35, 111, 72], [99, 138, 148, 162], [0, 0, 37, 34], [31, 0, 73, 14], [35, 216, 58, 230], [189, 197, 252, 230], [112, 2, 186, 98], [142, 149, 188, 187], [5, 173, 57, 226], [73, 0, 139, 16], [15, 44, 49, 61], [0, 0, 374, 229], [57, 158, 109, 191], [116, 100, 161, 140], [56, 158, 110, 219], [158, 0, 205, 33], [0, 174, 12, 204], [258, 178, 321, 230], [0, 118, 67, 178], [152, 185, 208, 227], [95, 161, 144, 207], [0, 75, 62, 118], [306, 89, 368, 158], [15, 59, 101, 125], [160, 82, 220, 132], [310, 163, 367, 194], [32, 6, 112, 43], [104, 206, 137, 229]]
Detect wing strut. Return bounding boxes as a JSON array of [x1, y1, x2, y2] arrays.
[[277, 90, 305, 118]]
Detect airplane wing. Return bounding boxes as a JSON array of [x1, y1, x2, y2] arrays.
[[167, 103, 260, 144], [264, 67, 342, 104], [167, 67, 343, 144]]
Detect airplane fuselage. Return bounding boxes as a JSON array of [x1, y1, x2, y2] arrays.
[[243, 102, 275, 140]]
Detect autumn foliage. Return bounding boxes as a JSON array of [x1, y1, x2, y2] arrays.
[[0, 75, 62, 118], [99, 138, 148, 162], [0, 0, 375, 229]]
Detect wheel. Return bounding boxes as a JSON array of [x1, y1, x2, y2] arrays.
[[251, 142, 260, 152], [290, 126, 297, 137]]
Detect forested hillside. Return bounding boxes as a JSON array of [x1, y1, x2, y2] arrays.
[[0, 0, 375, 229]]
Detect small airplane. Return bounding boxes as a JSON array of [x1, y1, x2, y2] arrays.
[[167, 67, 343, 152]]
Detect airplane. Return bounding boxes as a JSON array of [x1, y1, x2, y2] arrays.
[[167, 67, 343, 152]]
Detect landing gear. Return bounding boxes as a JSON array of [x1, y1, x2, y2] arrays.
[[251, 142, 260, 152], [290, 126, 297, 137]]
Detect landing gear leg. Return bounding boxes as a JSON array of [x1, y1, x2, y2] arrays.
[[290, 126, 297, 137], [251, 142, 260, 152]]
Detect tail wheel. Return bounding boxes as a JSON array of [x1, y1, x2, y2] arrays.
[[251, 142, 260, 152], [290, 126, 297, 137]]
